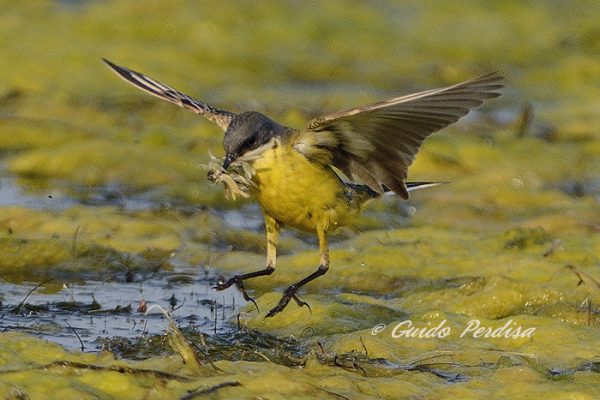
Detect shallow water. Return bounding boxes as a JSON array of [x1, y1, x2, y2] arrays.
[[0, 268, 242, 354]]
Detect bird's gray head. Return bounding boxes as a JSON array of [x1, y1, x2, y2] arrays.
[[221, 111, 285, 169]]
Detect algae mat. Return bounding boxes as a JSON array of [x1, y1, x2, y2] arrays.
[[1, 1, 600, 399]]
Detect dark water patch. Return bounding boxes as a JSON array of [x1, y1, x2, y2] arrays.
[[549, 179, 600, 199]]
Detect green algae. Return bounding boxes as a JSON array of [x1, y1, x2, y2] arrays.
[[1, 0, 600, 398], [1, 327, 600, 399]]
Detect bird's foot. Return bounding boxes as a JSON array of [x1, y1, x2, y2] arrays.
[[215, 275, 259, 312], [265, 285, 311, 319]]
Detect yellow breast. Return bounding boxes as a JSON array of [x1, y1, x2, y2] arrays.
[[248, 142, 360, 233]]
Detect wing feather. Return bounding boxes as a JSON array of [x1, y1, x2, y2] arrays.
[[294, 72, 503, 198], [103, 59, 235, 131]]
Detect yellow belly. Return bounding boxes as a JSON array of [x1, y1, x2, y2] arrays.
[[248, 144, 359, 233]]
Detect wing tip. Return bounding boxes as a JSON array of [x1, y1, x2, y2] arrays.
[[102, 58, 121, 73], [101, 58, 137, 83], [471, 71, 505, 90]]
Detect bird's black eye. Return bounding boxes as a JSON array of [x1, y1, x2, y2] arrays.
[[240, 133, 260, 152]]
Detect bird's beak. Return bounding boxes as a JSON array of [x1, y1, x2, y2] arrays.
[[222, 153, 235, 170]]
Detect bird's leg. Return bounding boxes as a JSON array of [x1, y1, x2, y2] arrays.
[[265, 228, 330, 318], [215, 213, 280, 312]]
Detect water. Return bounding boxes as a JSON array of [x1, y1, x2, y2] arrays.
[[0, 173, 248, 353], [0, 269, 245, 353]]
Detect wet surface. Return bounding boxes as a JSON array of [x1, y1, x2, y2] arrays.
[[0, 272, 243, 353], [0, 172, 248, 353]]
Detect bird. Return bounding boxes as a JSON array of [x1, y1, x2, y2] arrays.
[[103, 59, 503, 318]]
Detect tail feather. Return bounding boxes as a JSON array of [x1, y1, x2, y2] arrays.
[[405, 182, 447, 192], [347, 181, 446, 206], [380, 181, 447, 196]]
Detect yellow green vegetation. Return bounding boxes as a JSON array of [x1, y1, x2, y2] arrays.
[[1, 326, 600, 400], [1, 0, 600, 399]]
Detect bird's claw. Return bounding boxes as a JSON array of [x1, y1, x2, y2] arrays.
[[292, 294, 312, 314], [214, 275, 236, 291], [264, 286, 311, 319], [215, 275, 259, 313]]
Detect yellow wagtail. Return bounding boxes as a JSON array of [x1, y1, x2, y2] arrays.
[[103, 59, 503, 318]]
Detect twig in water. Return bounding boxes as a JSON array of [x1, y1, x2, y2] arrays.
[[64, 320, 85, 352], [11, 281, 50, 313]]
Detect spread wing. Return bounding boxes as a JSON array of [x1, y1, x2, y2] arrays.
[[103, 59, 236, 131], [293, 72, 503, 198]]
